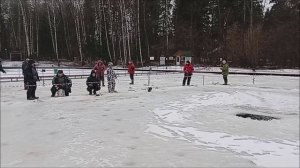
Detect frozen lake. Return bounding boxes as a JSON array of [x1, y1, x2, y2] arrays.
[[1, 73, 299, 167]]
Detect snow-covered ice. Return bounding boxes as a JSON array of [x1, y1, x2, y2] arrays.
[[1, 72, 299, 167]]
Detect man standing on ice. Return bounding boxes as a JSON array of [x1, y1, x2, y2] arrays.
[[128, 61, 135, 85], [220, 59, 229, 85], [93, 60, 106, 87], [182, 60, 194, 86], [24, 59, 40, 100], [107, 62, 117, 93], [22, 58, 30, 90]]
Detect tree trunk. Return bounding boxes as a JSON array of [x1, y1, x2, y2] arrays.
[[18, 0, 31, 58], [74, 1, 83, 64], [137, 0, 143, 66], [60, 3, 71, 59], [143, 0, 150, 60], [101, 0, 112, 62], [119, 0, 127, 64]]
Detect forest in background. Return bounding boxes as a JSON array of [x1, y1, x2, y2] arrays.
[[0, 0, 299, 67]]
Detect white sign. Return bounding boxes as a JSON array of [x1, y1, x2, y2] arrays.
[[169, 57, 174, 60], [150, 57, 155, 61], [160, 57, 165, 65]]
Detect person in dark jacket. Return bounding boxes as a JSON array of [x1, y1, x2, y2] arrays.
[[22, 58, 30, 90], [86, 70, 100, 95], [51, 70, 72, 97], [0, 59, 6, 73], [23, 59, 39, 100], [182, 60, 194, 86], [128, 61, 135, 84]]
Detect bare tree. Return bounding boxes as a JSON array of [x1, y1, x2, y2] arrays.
[[18, 0, 31, 57], [47, 0, 59, 63]]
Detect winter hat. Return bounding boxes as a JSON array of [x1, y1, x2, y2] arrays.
[[186, 60, 190, 64], [108, 62, 113, 66], [222, 60, 226, 64], [57, 70, 63, 74], [91, 70, 96, 74]]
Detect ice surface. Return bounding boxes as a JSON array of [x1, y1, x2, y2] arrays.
[[1, 72, 299, 167]]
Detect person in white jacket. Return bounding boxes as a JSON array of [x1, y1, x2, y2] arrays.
[[106, 62, 117, 93]]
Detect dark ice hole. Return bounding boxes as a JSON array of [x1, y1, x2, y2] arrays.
[[236, 113, 279, 121]]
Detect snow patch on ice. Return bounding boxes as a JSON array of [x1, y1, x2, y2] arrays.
[[147, 91, 299, 167]]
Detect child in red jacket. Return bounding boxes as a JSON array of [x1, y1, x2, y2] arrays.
[[128, 61, 135, 84], [93, 60, 106, 86]]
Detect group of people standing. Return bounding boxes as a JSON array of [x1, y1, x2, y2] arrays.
[[20, 59, 136, 100], [89, 60, 135, 94], [182, 59, 229, 86], [1, 58, 229, 100]]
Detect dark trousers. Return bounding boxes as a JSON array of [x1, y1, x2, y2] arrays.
[[27, 82, 37, 98], [183, 74, 192, 86], [98, 76, 105, 86], [130, 74, 134, 84], [87, 85, 100, 94], [51, 85, 71, 96], [223, 75, 228, 85]]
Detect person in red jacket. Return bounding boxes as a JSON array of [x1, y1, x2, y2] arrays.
[[182, 60, 194, 86], [93, 60, 106, 86], [128, 61, 135, 84]]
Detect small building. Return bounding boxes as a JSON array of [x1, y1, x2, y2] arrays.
[[174, 50, 193, 65]]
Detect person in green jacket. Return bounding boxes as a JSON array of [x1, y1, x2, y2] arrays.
[[220, 60, 229, 85]]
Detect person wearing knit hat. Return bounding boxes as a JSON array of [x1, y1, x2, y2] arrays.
[[107, 62, 117, 93], [23, 59, 40, 100], [51, 70, 72, 97], [86, 70, 101, 95], [220, 59, 229, 85]]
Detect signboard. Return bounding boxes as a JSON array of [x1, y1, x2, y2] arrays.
[[160, 57, 165, 65], [176, 56, 180, 65], [150, 57, 155, 61], [169, 57, 174, 60]]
